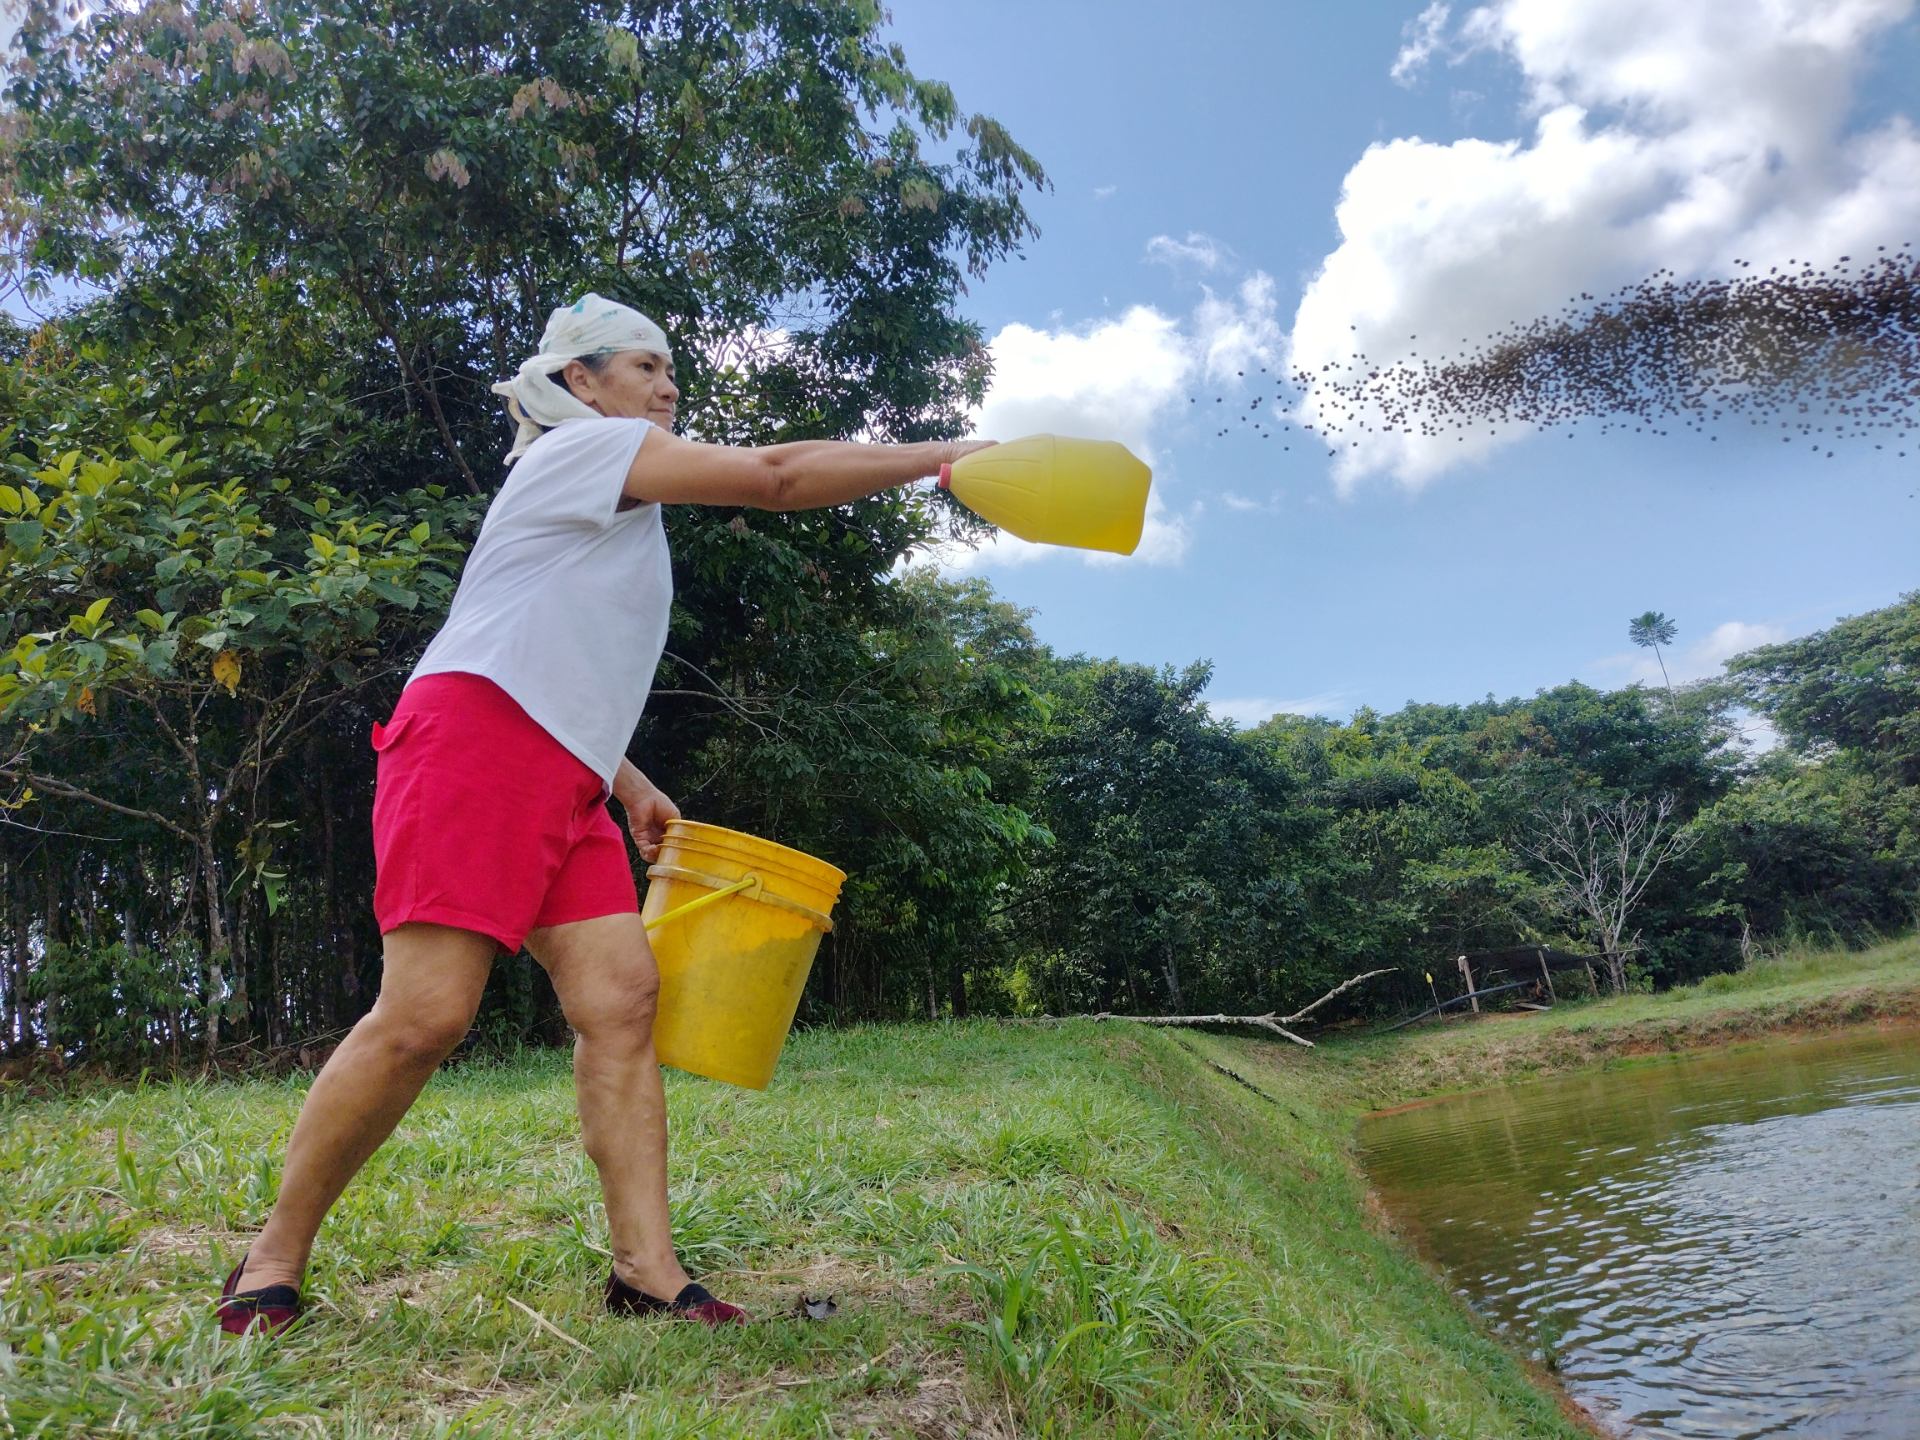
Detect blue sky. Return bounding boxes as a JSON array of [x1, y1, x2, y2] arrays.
[[4, 3, 1915, 731], [884, 0, 1920, 727]]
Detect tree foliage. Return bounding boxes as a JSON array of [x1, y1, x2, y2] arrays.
[[1, 0, 1051, 1057], [1628, 609, 1677, 696], [1727, 592, 1920, 784], [2, 0, 1044, 482], [1, 3, 1914, 1066]]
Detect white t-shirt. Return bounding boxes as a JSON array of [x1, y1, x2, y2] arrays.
[[412, 416, 672, 790]]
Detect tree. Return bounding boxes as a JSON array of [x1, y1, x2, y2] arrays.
[[1726, 592, 1920, 784], [1690, 756, 1920, 944], [0, 0, 1054, 1053], [1247, 707, 1554, 1009], [0, 425, 463, 1061], [652, 566, 1050, 1022], [1012, 661, 1330, 1018], [1520, 793, 1699, 992], [2, 0, 1046, 486], [1507, 681, 1735, 817], [1628, 610, 1679, 698]]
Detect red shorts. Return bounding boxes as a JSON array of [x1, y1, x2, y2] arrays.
[[371, 672, 639, 952]]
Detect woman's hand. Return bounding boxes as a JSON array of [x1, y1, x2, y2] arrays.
[[944, 439, 997, 467], [620, 785, 680, 863], [613, 760, 679, 862]]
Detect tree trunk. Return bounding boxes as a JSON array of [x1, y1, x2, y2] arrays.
[[76, 861, 98, 950], [158, 851, 182, 1066], [318, 748, 346, 1029], [231, 882, 254, 1045], [42, 862, 66, 1049], [6, 858, 29, 1051], [198, 824, 228, 1067], [1605, 947, 1630, 994], [1160, 938, 1183, 1013], [1600, 916, 1628, 993], [266, 898, 283, 1048]]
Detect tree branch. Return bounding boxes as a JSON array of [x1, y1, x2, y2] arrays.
[[0, 767, 195, 842], [345, 271, 481, 494], [1027, 968, 1393, 1050], [1091, 1012, 1318, 1047], [1280, 967, 1394, 1024]]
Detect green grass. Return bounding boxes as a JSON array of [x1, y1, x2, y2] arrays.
[[3, 935, 1911, 1438]]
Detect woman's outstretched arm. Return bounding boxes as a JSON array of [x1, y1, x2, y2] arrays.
[[622, 431, 992, 510]]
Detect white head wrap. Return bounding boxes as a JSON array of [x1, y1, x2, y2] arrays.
[[489, 293, 674, 461]]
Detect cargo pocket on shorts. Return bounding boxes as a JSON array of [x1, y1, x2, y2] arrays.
[[370, 712, 418, 752]]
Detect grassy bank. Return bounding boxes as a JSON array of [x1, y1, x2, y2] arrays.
[[3, 938, 1913, 1438], [1284, 931, 1920, 1111]]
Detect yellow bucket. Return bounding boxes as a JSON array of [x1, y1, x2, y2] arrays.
[[641, 820, 846, 1090]]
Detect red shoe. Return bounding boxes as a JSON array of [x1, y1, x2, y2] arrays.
[[604, 1272, 747, 1326], [216, 1253, 302, 1337]]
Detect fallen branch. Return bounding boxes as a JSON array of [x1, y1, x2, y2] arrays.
[[1279, 967, 1395, 1025], [1094, 1012, 1318, 1047], [1039, 969, 1395, 1049]]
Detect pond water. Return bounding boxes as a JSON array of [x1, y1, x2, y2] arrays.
[[1358, 1025, 1920, 1439]]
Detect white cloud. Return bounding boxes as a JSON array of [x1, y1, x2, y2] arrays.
[[1692, 620, 1790, 672], [1193, 271, 1283, 383], [926, 529, 1050, 575], [1145, 231, 1231, 272], [1390, 2, 1452, 85], [1591, 617, 1789, 688], [971, 306, 1189, 452], [1206, 693, 1352, 728], [1093, 184, 1118, 200], [1293, 0, 1920, 490], [931, 274, 1281, 573]]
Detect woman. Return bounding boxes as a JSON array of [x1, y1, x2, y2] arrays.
[[215, 294, 991, 1333]]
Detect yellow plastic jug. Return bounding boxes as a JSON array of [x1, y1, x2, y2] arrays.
[[641, 820, 846, 1090], [938, 434, 1151, 555]]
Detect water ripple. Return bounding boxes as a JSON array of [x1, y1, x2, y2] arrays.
[[1360, 1026, 1920, 1439]]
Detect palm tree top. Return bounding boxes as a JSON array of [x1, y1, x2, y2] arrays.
[[1628, 611, 1678, 649]]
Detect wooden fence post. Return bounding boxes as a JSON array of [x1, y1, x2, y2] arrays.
[[1457, 954, 1479, 1013], [1537, 947, 1556, 1002]]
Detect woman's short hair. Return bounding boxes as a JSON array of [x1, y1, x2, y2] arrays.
[[547, 352, 611, 395]]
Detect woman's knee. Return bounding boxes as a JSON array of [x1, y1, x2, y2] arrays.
[[367, 999, 473, 1066], [574, 964, 660, 1046], [367, 924, 493, 1065]]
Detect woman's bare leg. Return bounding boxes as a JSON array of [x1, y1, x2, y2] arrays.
[[525, 912, 690, 1300], [234, 923, 497, 1291]]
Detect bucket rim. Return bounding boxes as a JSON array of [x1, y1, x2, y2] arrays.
[[645, 862, 834, 932], [659, 842, 845, 897], [659, 820, 848, 885], [663, 842, 844, 892]]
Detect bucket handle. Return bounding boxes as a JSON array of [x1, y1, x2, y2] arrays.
[[645, 863, 835, 932], [644, 873, 760, 934]]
